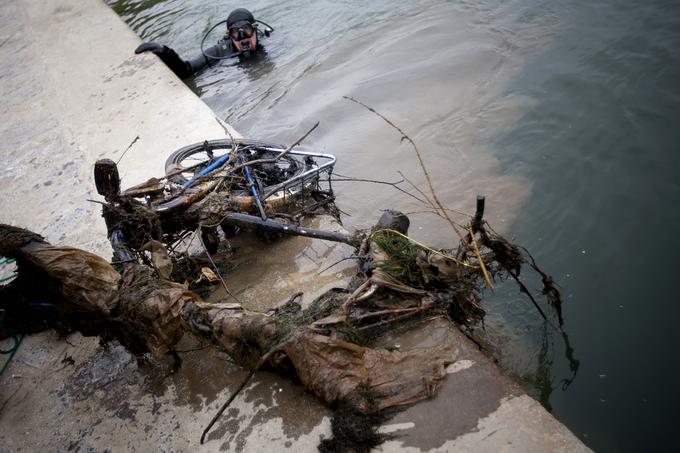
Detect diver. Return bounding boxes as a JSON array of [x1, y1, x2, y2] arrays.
[[134, 8, 272, 79]]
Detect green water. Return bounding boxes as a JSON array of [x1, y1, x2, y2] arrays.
[[107, 0, 680, 450]]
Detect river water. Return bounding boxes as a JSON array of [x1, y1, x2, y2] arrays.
[[106, 0, 680, 450]]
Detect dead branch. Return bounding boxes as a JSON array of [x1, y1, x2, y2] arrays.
[[345, 96, 467, 243]]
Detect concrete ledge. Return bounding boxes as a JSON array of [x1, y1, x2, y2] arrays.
[[376, 318, 590, 452], [1, 0, 236, 255]]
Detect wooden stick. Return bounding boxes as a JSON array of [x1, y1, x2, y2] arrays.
[[351, 307, 424, 322], [341, 278, 372, 314], [197, 229, 241, 304], [200, 337, 291, 444]]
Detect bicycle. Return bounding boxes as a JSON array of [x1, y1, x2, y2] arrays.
[[94, 138, 338, 261]]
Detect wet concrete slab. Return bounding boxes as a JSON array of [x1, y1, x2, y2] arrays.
[[376, 318, 589, 452], [206, 216, 356, 311], [0, 331, 331, 452]]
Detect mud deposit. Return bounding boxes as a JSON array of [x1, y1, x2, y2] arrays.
[[0, 331, 331, 452]]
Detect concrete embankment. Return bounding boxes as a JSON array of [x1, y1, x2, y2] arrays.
[[0, 0, 590, 451]]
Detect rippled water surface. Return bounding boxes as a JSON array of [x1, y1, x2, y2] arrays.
[[107, 0, 680, 450]]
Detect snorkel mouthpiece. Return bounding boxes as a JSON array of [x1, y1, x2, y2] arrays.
[[241, 39, 252, 57]]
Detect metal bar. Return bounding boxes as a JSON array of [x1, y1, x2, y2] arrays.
[[242, 161, 268, 220], [220, 212, 357, 245], [183, 153, 230, 189]]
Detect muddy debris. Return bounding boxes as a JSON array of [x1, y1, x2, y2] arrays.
[[1, 200, 563, 451], [1, 124, 566, 450]]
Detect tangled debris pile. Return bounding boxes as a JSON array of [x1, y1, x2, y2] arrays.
[[0, 103, 569, 451], [0, 199, 562, 450]]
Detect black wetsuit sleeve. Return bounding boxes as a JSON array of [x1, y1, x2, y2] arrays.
[[186, 49, 211, 75], [186, 41, 235, 75], [155, 46, 193, 79]]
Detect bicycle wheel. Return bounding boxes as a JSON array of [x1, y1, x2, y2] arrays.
[[165, 139, 300, 186], [164, 138, 316, 213]]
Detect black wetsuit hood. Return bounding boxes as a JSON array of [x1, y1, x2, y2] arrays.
[[227, 8, 255, 29]]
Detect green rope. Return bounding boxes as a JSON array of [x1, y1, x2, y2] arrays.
[[0, 257, 17, 284], [0, 335, 23, 376], [0, 274, 17, 284]]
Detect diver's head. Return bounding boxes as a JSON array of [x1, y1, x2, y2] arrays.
[[227, 8, 257, 56]]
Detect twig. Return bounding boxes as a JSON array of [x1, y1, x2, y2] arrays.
[[331, 176, 428, 206], [232, 122, 319, 170], [213, 117, 240, 193], [404, 208, 473, 219], [397, 171, 438, 212], [350, 307, 425, 322], [201, 367, 258, 444], [341, 278, 371, 314], [345, 96, 467, 243], [200, 338, 291, 444], [86, 199, 108, 206], [116, 135, 140, 165], [210, 122, 320, 195], [355, 309, 425, 331], [467, 224, 495, 292], [0, 383, 24, 414], [197, 228, 241, 304], [507, 271, 560, 331], [317, 256, 362, 275], [215, 117, 238, 152], [519, 245, 564, 327]]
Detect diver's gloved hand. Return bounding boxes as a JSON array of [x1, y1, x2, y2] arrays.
[[135, 42, 164, 55], [134, 42, 193, 79]]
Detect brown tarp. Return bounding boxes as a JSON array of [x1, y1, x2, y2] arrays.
[[3, 225, 459, 414], [284, 332, 454, 412], [23, 246, 120, 314]]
